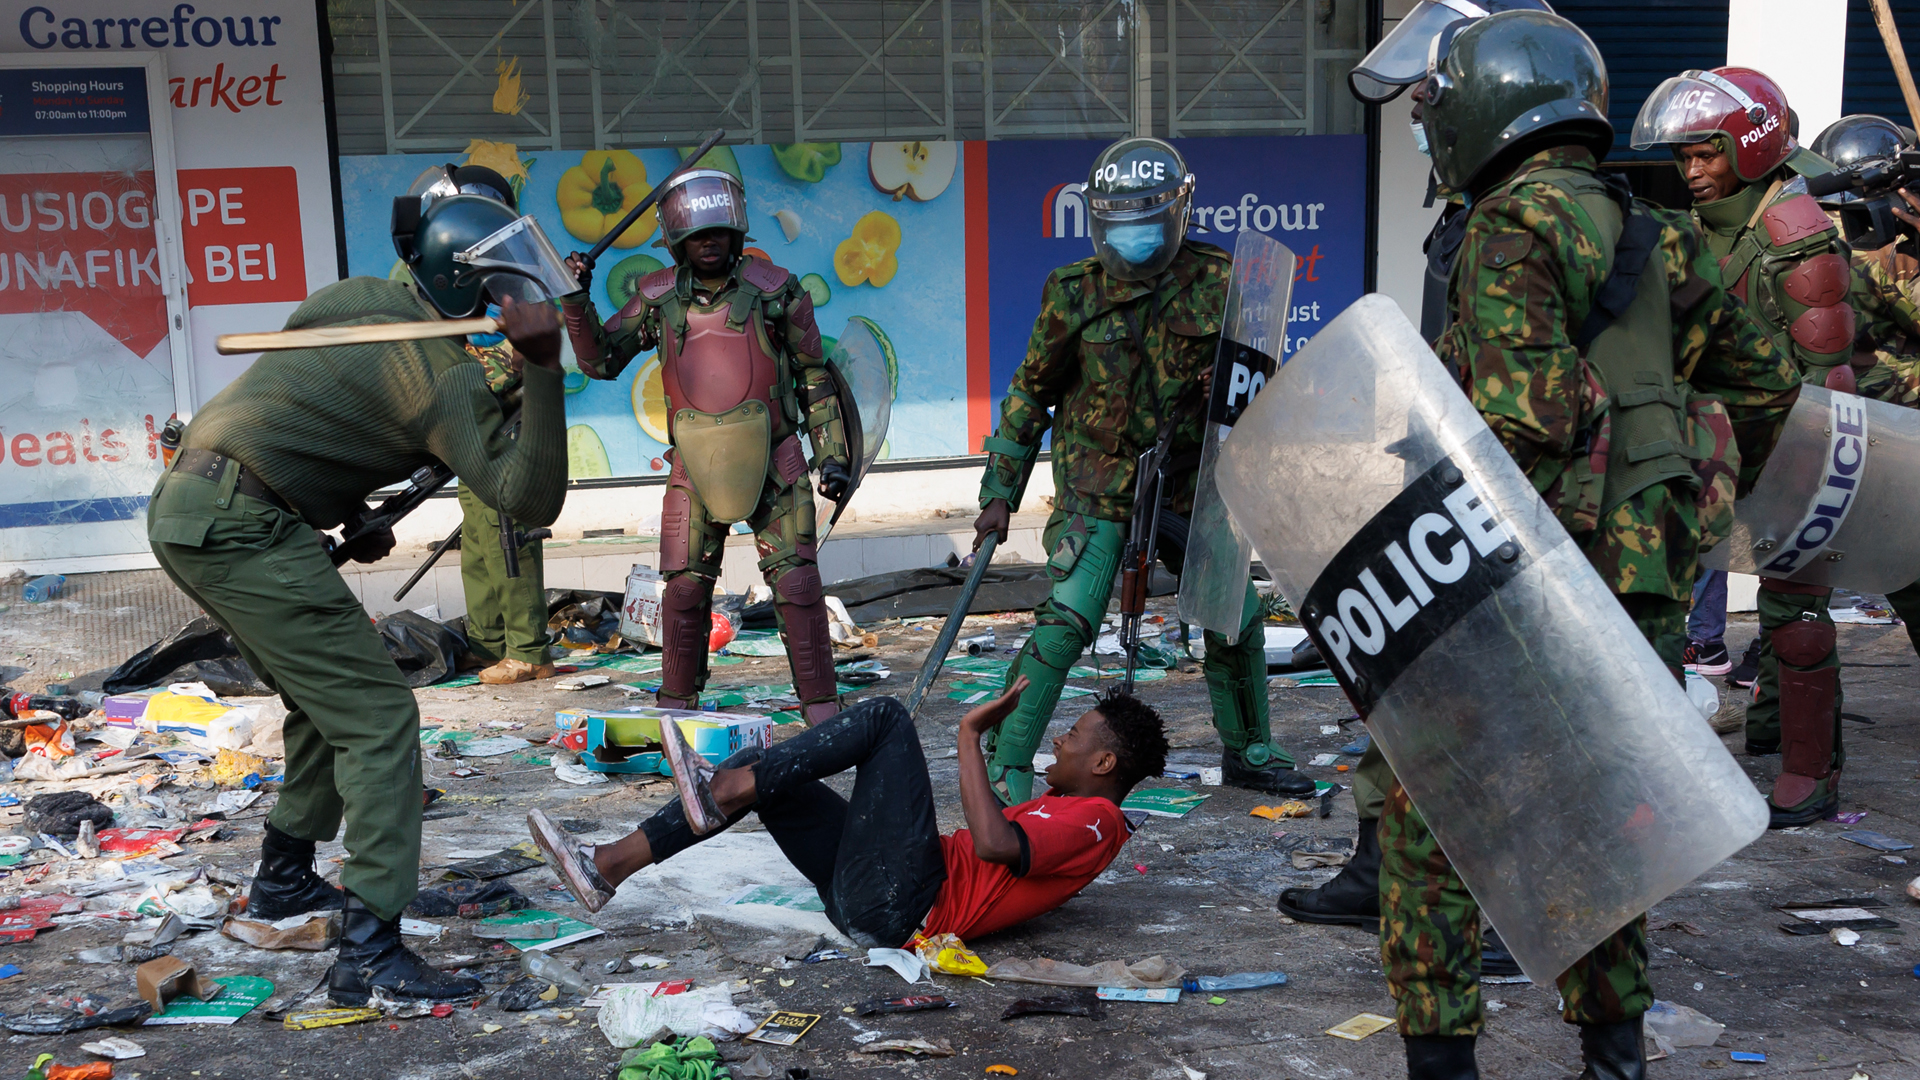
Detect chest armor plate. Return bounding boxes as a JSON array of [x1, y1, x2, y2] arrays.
[[661, 305, 781, 420]]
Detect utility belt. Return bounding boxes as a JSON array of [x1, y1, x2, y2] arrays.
[[170, 448, 295, 515]]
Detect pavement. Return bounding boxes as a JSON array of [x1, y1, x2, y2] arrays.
[[0, 570, 1917, 1079]]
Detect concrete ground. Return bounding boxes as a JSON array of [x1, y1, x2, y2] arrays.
[[0, 571, 1917, 1079]]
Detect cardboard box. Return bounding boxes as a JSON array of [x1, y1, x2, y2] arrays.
[[557, 707, 774, 775], [619, 564, 665, 647]]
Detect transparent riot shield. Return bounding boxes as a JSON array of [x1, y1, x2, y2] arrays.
[[813, 317, 895, 542], [1216, 295, 1768, 984], [1176, 231, 1296, 639], [1701, 385, 1920, 592]]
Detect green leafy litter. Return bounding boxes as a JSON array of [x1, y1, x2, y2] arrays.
[[618, 1036, 729, 1080]]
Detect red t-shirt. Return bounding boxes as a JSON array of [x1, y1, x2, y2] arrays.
[[920, 792, 1132, 940]]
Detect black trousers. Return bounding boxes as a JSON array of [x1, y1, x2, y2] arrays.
[[641, 696, 947, 947]]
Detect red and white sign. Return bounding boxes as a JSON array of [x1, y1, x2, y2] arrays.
[[0, 170, 168, 355], [178, 166, 305, 305]]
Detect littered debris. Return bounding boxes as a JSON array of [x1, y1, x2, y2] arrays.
[[134, 956, 220, 1013], [1325, 1012, 1396, 1041], [1001, 995, 1098, 1020], [1250, 802, 1312, 820], [985, 1065, 1018, 1075], [1644, 1000, 1723, 1054], [1831, 927, 1862, 946], [1838, 830, 1912, 852], [743, 1010, 822, 1046], [77, 1037, 146, 1060], [1730, 1051, 1767, 1063], [283, 1007, 382, 1030], [859, 1037, 955, 1057], [985, 955, 1184, 989], [221, 912, 341, 951], [912, 932, 987, 976], [857, 995, 955, 1016], [865, 947, 927, 984]]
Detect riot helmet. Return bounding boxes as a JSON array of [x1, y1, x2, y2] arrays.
[[392, 194, 578, 318], [657, 168, 749, 265], [405, 162, 518, 214], [1420, 10, 1611, 194], [1348, 0, 1555, 104], [1810, 113, 1916, 246], [1631, 67, 1793, 184], [1086, 137, 1194, 282]]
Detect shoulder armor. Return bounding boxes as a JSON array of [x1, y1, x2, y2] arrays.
[[638, 266, 678, 301], [1761, 192, 1836, 249], [740, 256, 791, 294], [1052, 257, 1101, 281], [1781, 252, 1851, 308]]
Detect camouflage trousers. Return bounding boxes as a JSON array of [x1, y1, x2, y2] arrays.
[[1378, 594, 1682, 1036]]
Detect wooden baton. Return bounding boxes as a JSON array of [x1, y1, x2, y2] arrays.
[[215, 316, 499, 355]]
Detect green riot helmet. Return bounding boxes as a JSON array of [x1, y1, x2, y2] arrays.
[[1421, 9, 1611, 194], [1348, 0, 1556, 104], [392, 194, 577, 317], [1086, 137, 1194, 282]]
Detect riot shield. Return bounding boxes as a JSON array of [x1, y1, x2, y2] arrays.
[[1176, 231, 1297, 639], [1216, 295, 1767, 984], [813, 316, 895, 542], [1701, 385, 1920, 592]]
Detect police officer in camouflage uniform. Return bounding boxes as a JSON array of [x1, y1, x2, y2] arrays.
[[970, 137, 1313, 806], [415, 166, 557, 686], [1633, 67, 1860, 826], [1379, 14, 1800, 1078], [1280, 3, 1545, 979], [560, 168, 852, 725], [1813, 114, 1920, 655]]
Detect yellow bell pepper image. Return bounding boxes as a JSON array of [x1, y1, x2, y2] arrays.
[[558, 150, 655, 248], [833, 210, 901, 288]]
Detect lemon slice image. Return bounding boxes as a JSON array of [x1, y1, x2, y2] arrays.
[[630, 355, 672, 445]]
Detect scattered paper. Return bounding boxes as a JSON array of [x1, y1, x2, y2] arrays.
[[1326, 1012, 1396, 1041]]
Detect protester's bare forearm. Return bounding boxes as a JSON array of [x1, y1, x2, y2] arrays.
[[957, 730, 1022, 865]]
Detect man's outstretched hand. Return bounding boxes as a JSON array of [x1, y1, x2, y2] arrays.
[[960, 676, 1029, 739]]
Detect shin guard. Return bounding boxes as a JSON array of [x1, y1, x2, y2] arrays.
[[772, 564, 839, 725], [658, 572, 715, 709], [1771, 615, 1838, 807]]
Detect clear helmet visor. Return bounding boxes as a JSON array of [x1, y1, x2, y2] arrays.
[[1348, 0, 1484, 103], [1089, 199, 1185, 282], [454, 215, 581, 303], [1630, 73, 1759, 150], [659, 170, 748, 246]]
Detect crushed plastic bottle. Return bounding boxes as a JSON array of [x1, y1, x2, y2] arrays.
[[1182, 972, 1287, 992], [21, 575, 64, 603], [519, 949, 595, 996]]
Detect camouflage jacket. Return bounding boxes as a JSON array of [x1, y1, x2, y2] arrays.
[[1851, 241, 1920, 406], [979, 241, 1230, 522], [465, 335, 521, 398], [1692, 175, 1855, 384], [561, 258, 846, 462], [1438, 147, 1801, 601]]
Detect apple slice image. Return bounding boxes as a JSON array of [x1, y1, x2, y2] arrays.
[[868, 141, 958, 202]]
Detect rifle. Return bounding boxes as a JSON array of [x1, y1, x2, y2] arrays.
[[1117, 424, 1178, 694]]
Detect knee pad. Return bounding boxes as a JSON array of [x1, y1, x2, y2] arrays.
[[660, 487, 693, 573], [1772, 617, 1835, 668], [775, 564, 824, 607], [1029, 621, 1091, 670], [663, 572, 712, 613]]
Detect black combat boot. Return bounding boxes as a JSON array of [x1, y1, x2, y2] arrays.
[[1577, 1017, 1646, 1080], [329, 894, 485, 1005], [1222, 750, 1317, 796], [246, 823, 346, 921], [1277, 819, 1380, 931], [1405, 1035, 1479, 1080]]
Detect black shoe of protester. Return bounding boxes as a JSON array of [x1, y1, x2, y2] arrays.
[[1727, 636, 1763, 689], [246, 823, 346, 921], [328, 894, 484, 1006], [1682, 639, 1732, 676], [1278, 819, 1380, 932]]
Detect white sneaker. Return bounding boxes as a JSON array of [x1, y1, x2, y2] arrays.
[[526, 808, 616, 913], [658, 718, 726, 835]]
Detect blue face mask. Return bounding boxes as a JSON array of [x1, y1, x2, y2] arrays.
[[1410, 120, 1431, 157], [1104, 223, 1165, 265], [468, 303, 506, 348]]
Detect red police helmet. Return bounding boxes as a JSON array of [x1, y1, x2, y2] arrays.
[[1631, 66, 1793, 183]]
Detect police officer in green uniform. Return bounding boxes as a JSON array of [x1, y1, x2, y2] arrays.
[[1376, 14, 1800, 1078], [969, 137, 1313, 806], [1633, 67, 1859, 826], [147, 184, 571, 1004]]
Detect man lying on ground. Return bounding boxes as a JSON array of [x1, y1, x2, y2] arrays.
[[527, 678, 1167, 946]]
